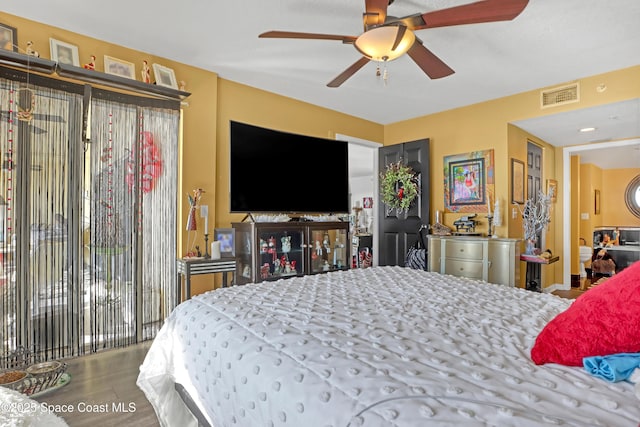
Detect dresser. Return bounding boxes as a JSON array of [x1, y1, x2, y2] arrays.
[[427, 235, 520, 286]]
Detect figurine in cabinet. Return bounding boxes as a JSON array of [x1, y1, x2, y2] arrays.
[[315, 240, 322, 256], [260, 263, 270, 279], [281, 235, 291, 253], [242, 264, 251, 279], [333, 236, 344, 268], [260, 239, 268, 253]]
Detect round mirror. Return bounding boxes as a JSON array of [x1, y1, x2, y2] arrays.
[[625, 174, 640, 219]]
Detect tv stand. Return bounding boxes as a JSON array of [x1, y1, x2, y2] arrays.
[[232, 221, 350, 284], [288, 217, 313, 222]]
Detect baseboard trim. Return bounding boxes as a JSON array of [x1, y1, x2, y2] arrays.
[[542, 282, 570, 293]]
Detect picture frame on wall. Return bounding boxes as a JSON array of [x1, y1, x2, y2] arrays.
[[49, 38, 80, 66], [152, 63, 178, 89], [546, 178, 558, 202], [0, 23, 17, 52], [443, 149, 495, 213], [511, 158, 525, 204], [214, 228, 235, 257], [104, 55, 136, 79]]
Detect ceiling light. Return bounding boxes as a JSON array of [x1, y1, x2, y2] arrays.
[[354, 26, 415, 62], [579, 127, 596, 132]]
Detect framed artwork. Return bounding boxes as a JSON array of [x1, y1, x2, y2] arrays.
[[594, 189, 601, 215], [443, 149, 494, 213], [214, 228, 235, 257], [363, 197, 373, 209], [49, 38, 80, 66], [546, 178, 558, 202], [0, 23, 17, 52], [104, 55, 136, 79], [152, 63, 178, 89], [511, 158, 525, 204]]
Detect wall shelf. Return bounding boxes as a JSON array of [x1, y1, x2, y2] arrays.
[[0, 50, 56, 74], [0, 50, 190, 101]]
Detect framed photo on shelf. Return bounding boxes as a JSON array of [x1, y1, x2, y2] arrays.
[[511, 158, 525, 204], [0, 23, 17, 52], [49, 38, 80, 66], [104, 55, 136, 79], [214, 228, 235, 257], [152, 63, 178, 89]]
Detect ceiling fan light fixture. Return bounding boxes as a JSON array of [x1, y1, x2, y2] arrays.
[[355, 26, 415, 62]]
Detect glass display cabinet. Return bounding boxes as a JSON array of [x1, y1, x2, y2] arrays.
[[233, 221, 350, 284]]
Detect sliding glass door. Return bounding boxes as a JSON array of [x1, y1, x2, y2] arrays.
[[0, 68, 178, 363]]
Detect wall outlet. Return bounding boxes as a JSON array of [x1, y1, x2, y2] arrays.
[[200, 205, 208, 217], [581, 212, 589, 220], [512, 207, 518, 219]]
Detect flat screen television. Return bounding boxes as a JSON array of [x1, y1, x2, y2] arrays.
[[230, 121, 349, 214]]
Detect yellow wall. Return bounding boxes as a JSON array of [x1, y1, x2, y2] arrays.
[[579, 163, 603, 247], [5, 12, 640, 293], [602, 168, 640, 227], [214, 79, 384, 232]]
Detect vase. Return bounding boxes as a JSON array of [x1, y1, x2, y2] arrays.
[[525, 239, 537, 255]]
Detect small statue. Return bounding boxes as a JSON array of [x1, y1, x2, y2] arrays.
[[260, 263, 270, 279], [83, 55, 96, 70], [141, 60, 150, 83], [322, 232, 331, 254], [25, 41, 39, 57], [242, 265, 251, 278], [281, 235, 291, 253], [179, 80, 186, 91]]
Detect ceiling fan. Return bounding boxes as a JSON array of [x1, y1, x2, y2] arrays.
[[259, 0, 529, 87]]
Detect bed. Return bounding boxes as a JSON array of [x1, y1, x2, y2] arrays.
[[137, 265, 640, 426]]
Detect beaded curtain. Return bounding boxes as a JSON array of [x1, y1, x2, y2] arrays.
[[0, 73, 179, 364]]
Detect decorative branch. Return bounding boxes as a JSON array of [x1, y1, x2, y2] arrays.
[[515, 188, 554, 243]]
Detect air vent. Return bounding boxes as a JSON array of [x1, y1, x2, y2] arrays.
[[540, 83, 580, 108]]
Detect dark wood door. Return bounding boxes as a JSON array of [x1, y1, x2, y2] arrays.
[[527, 141, 543, 249], [377, 139, 430, 266]]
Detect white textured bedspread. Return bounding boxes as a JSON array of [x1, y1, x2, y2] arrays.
[[137, 266, 640, 426]]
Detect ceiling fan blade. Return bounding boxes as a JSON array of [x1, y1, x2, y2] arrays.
[[407, 41, 454, 79], [327, 57, 370, 88], [364, 0, 389, 28], [259, 31, 357, 43], [391, 25, 407, 51], [406, 0, 529, 30]]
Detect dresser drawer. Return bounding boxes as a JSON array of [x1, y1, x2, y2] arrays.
[[444, 241, 484, 261], [444, 259, 484, 279]]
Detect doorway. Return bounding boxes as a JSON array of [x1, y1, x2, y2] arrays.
[[562, 138, 640, 286], [336, 134, 381, 266]]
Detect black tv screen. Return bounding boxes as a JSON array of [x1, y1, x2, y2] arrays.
[[230, 121, 349, 214]]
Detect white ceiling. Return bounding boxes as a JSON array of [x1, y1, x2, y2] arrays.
[[3, 0, 640, 169]]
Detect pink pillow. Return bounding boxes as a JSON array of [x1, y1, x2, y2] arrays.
[[531, 260, 640, 366]]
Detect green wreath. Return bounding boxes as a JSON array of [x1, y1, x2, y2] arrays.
[[380, 161, 419, 212]]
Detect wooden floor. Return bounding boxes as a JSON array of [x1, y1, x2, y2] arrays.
[[32, 341, 160, 427]]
